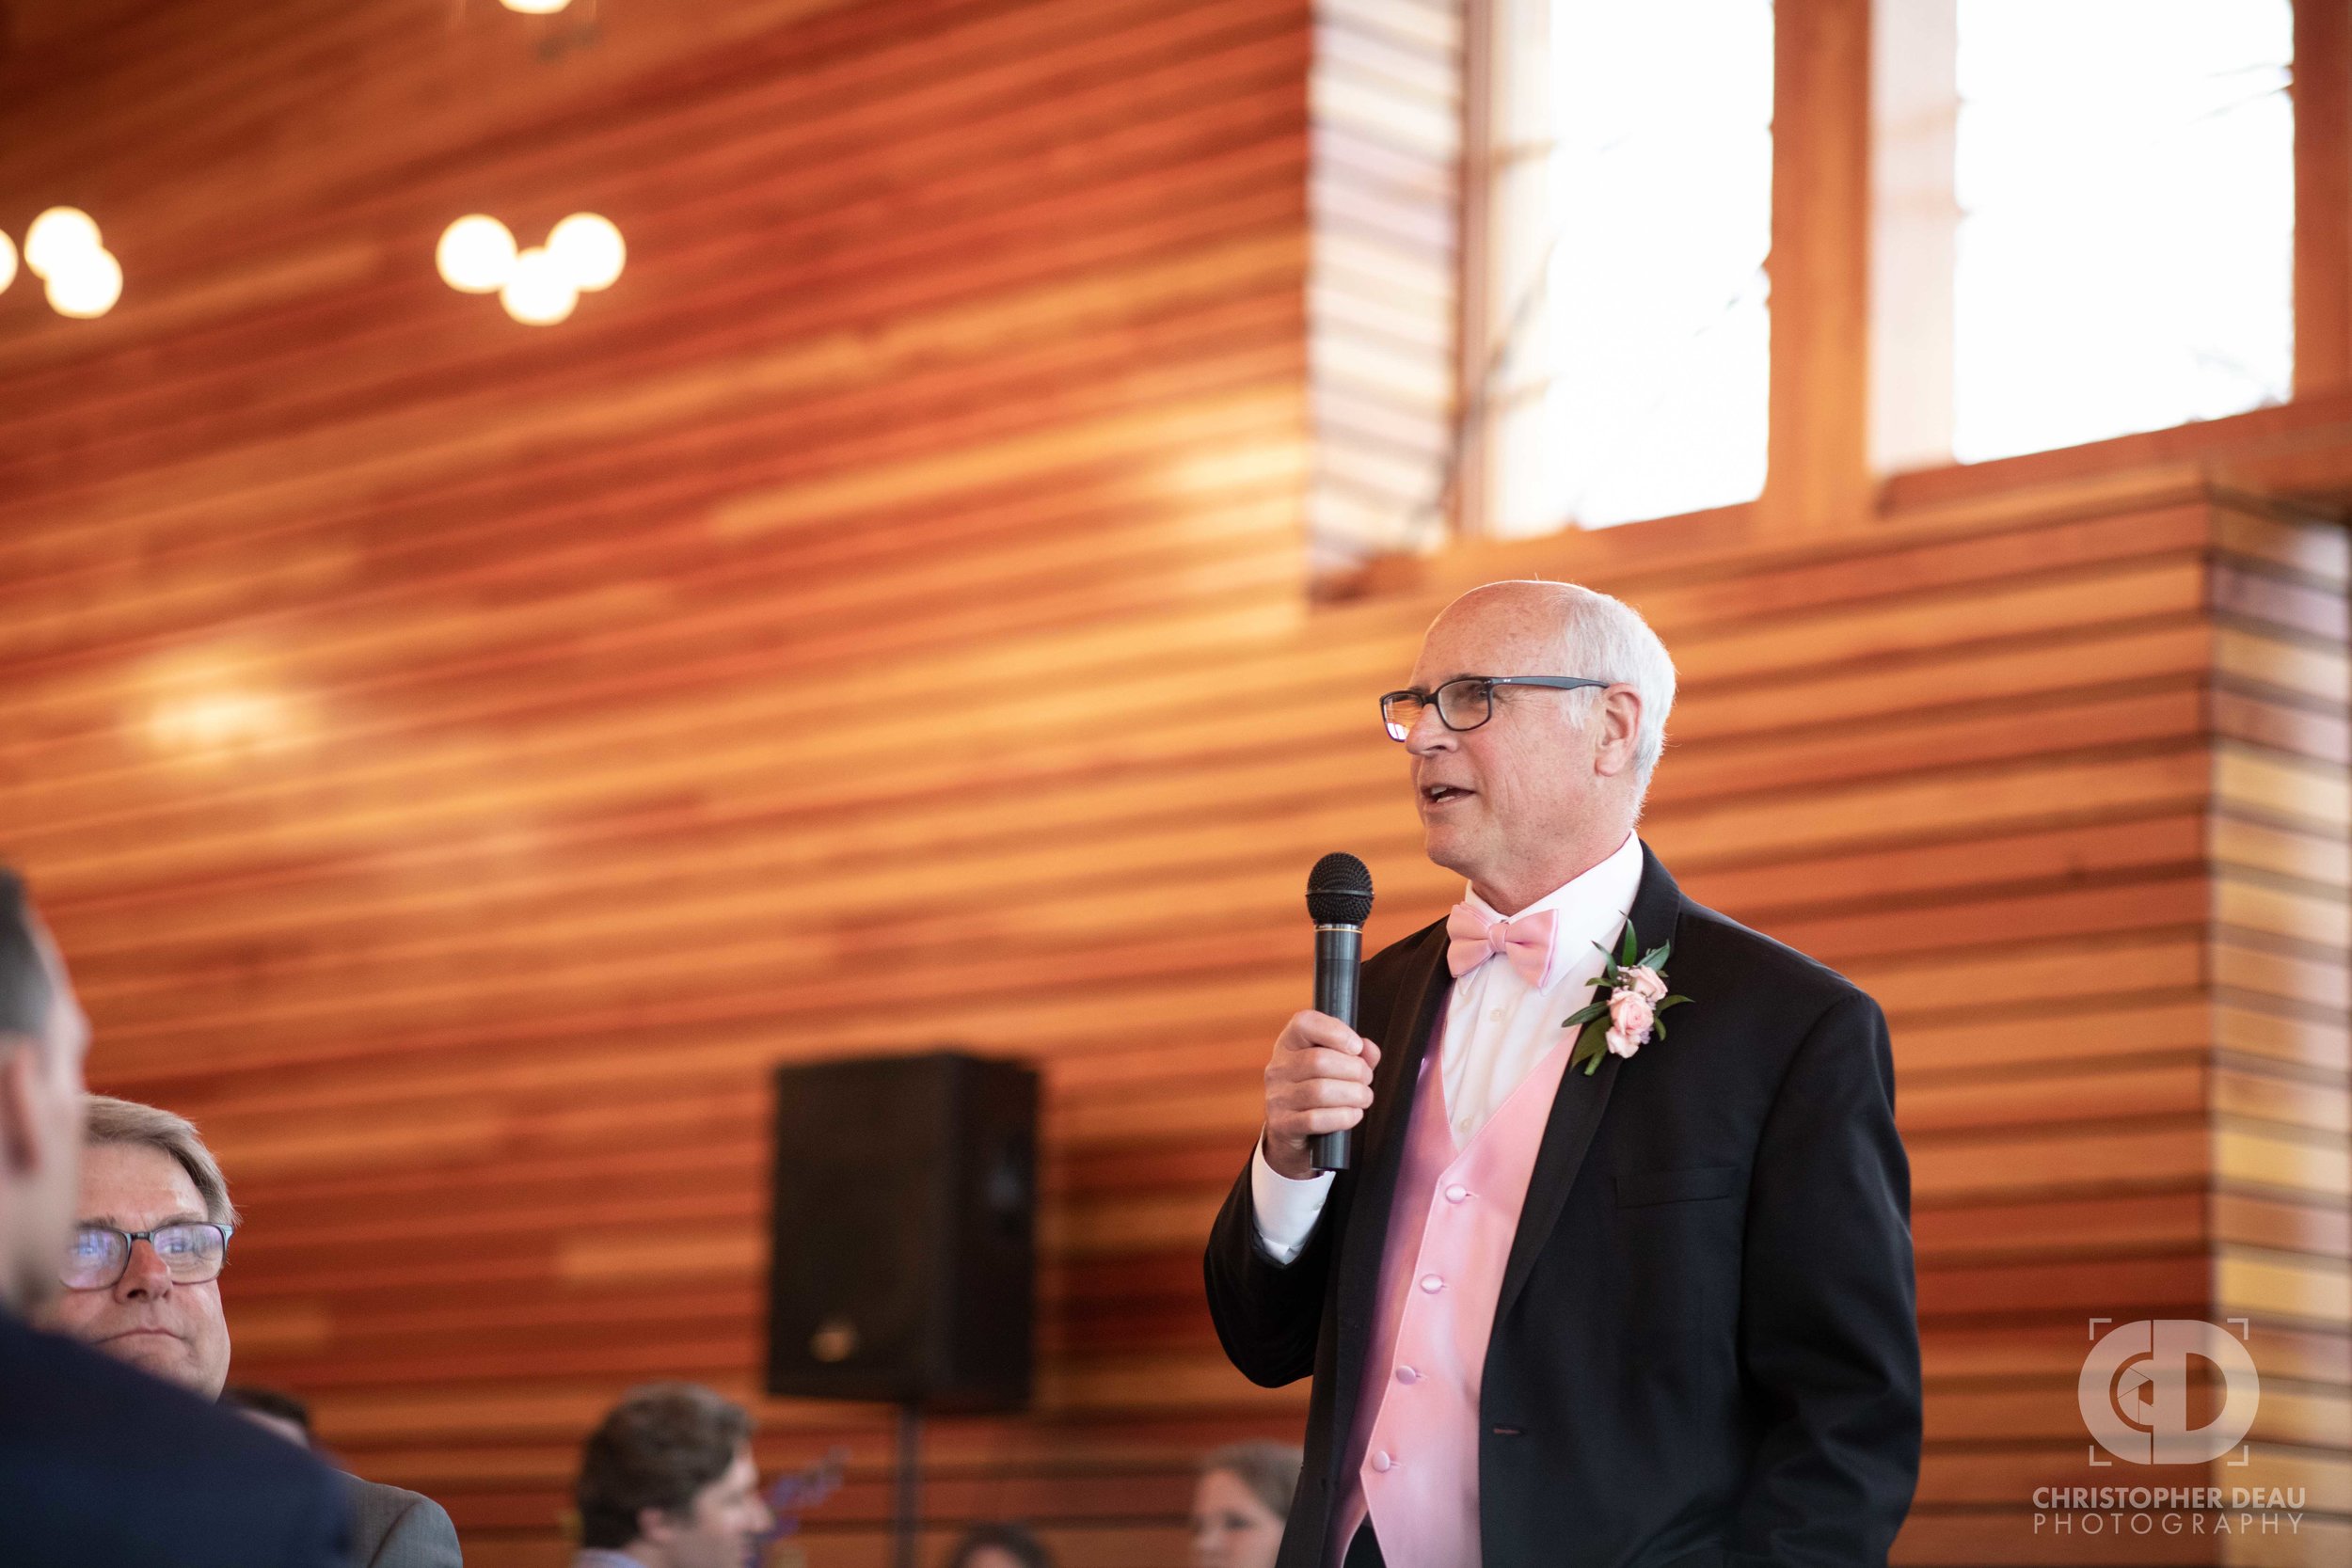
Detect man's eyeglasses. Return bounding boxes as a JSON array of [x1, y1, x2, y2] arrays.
[[1378, 676, 1611, 741], [62, 1222, 232, 1291]]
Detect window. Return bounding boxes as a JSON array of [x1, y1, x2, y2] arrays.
[[1473, 0, 1775, 535], [1873, 0, 2295, 468]]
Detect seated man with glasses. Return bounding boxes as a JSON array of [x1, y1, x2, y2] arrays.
[[44, 1094, 464, 1568], [1, 868, 350, 1567]]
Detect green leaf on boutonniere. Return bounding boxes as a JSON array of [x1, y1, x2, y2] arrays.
[[1562, 1000, 1609, 1029], [1568, 1018, 1610, 1075], [1618, 921, 1638, 967]]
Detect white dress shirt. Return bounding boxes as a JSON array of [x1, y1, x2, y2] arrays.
[[1252, 832, 1645, 1262]]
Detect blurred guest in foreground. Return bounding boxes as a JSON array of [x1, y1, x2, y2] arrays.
[[1191, 1442, 1299, 1568], [944, 1521, 1057, 1568], [0, 868, 351, 1566], [44, 1092, 461, 1567], [573, 1383, 774, 1568]]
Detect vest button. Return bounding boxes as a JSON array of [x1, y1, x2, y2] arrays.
[[1396, 1365, 1420, 1384], [1444, 1184, 1469, 1203], [1372, 1450, 1394, 1472], [1419, 1274, 1443, 1293]]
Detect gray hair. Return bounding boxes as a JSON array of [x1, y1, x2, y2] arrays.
[[83, 1095, 240, 1231], [1521, 581, 1678, 792]]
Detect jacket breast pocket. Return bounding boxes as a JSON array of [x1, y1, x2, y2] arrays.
[[1615, 1164, 1740, 1208]]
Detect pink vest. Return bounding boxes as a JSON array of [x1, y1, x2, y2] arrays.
[[1329, 1014, 1573, 1567]]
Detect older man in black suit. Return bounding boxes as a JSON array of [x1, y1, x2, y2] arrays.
[[0, 867, 351, 1568], [1204, 582, 1920, 1568]]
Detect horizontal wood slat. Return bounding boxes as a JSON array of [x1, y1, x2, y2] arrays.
[[4, 1, 2346, 1562]]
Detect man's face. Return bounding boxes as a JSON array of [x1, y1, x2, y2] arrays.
[[45, 1141, 232, 1397], [1403, 589, 1611, 896], [0, 924, 88, 1314], [644, 1445, 774, 1568]]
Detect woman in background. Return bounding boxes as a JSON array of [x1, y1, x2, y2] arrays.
[[1191, 1441, 1301, 1568]]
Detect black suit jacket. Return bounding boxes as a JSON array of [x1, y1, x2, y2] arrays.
[[1205, 846, 1920, 1568], [0, 1308, 351, 1568]]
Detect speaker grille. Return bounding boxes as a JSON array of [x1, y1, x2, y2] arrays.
[[766, 1053, 1037, 1411]]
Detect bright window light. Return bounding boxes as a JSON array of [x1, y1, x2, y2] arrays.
[[1534, 0, 1773, 530], [1950, 0, 2294, 462]]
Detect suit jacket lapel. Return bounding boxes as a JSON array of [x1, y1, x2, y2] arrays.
[[1494, 841, 1685, 1325], [1327, 920, 1453, 1453]]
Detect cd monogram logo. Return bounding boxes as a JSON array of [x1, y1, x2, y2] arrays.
[[2077, 1319, 2261, 1466]]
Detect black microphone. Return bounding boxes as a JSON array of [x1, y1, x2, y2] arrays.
[[1305, 851, 1375, 1172]]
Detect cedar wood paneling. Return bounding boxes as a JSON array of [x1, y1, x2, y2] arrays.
[[2, 2, 2344, 1562]]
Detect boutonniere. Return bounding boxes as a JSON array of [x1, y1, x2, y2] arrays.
[[1562, 920, 1690, 1075]]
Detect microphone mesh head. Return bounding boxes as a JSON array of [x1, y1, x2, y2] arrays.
[[1306, 852, 1375, 927]]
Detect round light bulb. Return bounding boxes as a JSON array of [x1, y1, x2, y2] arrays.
[[547, 213, 625, 292], [24, 207, 103, 280], [45, 247, 122, 318], [500, 246, 577, 325], [0, 230, 16, 295], [501, 0, 571, 12], [437, 214, 517, 293]]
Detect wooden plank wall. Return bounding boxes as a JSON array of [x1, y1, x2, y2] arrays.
[[2208, 502, 2351, 1565], [4, 4, 2348, 1566]]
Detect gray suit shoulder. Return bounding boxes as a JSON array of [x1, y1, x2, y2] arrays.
[[343, 1474, 463, 1568]]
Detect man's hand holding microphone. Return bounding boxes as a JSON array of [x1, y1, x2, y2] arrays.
[[1261, 1010, 1381, 1180], [1264, 851, 1380, 1179]]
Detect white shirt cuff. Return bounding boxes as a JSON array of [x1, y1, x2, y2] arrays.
[[1250, 1136, 1335, 1264]]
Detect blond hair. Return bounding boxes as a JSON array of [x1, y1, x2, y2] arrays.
[[83, 1095, 240, 1230]]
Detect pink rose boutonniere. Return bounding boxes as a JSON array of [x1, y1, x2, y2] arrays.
[[1562, 919, 1691, 1076]]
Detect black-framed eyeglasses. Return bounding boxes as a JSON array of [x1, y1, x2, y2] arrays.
[[1378, 676, 1611, 741], [62, 1222, 232, 1291]]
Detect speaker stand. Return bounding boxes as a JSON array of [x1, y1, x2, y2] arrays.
[[892, 1401, 922, 1568]]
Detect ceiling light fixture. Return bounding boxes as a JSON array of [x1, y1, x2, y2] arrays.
[[546, 213, 625, 293], [439, 211, 624, 325], [44, 248, 123, 319], [437, 214, 518, 293], [18, 207, 121, 318], [501, 246, 578, 325], [23, 207, 103, 277]]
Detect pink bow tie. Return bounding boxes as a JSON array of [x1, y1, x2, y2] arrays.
[[1445, 902, 1559, 988]]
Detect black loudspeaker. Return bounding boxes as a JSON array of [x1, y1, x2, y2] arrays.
[[765, 1052, 1038, 1412]]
